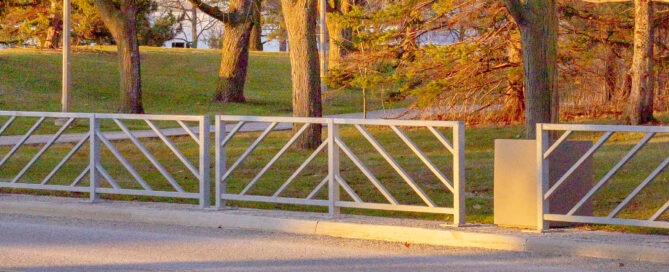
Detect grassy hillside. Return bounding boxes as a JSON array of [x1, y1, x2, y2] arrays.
[[0, 46, 397, 116]]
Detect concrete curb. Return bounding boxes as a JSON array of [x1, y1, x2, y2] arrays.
[[1, 199, 668, 264]]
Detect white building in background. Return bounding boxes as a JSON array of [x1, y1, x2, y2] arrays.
[[155, 0, 280, 51]]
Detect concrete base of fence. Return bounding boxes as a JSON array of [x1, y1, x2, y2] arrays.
[[494, 139, 593, 228], [1, 195, 668, 264]]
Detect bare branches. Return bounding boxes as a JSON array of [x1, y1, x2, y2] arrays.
[[187, 0, 240, 24]]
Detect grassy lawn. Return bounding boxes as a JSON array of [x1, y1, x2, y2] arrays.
[[0, 46, 404, 116], [1, 47, 668, 234]]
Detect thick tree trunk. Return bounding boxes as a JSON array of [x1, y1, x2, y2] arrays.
[[94, 0, 144, 113], [214, 0, 254, 103], [624, 0, 655, 124], [189, 0, 255, 103], [281, 0, 322, 149], [117, 22, 144, 113], [249, 0, 263, 51], [503, 0, 558, 138]]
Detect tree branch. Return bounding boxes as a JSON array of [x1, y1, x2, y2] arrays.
[[502, 0, 527, 26], [187, 0, 239, 24]]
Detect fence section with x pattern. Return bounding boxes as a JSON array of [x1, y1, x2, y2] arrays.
[[537, 123, 669, 231], [0, 111, 94, 194], [0, 111, 210, 207], [215, 116, 465, 225]]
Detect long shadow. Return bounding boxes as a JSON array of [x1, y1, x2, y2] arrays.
[[3, 254, 576, 272]]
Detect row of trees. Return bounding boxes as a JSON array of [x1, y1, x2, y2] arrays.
[[0, 0, 184, 48], [3, 1, 669, 144], [321, 0, 669, 137]]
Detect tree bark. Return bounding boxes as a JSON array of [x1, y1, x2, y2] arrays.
[[215, 0, 253, 103], [249, 0, 263, 51], [189, 0, 255, 103], [624, 0, 655, 124], [326, 0, 353, 68], [503, 0, 559, 138], [281, 0, 322, 149], [94, 0, 144, 113]]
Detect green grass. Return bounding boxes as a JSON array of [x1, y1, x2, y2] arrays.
[[1, 47, 668, 234], [0, 46, 403, 116], [1, 111, 668, 234]]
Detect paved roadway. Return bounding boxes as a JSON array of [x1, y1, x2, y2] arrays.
[[0, 214, 665, 272]]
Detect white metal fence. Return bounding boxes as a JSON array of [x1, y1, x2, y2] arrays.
[[0, 111, 210, 207], [2, 111, 464, 224], [215, 116, 465, 225], [537, 123, 669, 231]]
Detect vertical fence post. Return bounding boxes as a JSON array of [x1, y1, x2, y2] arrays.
[[89, 114, 99, 202], [536, 124, 549, 231], [328, 119, 340, 216], [199, 115, 211, 208], [453, 122, 465, 226], [214, 117, 226, 209]]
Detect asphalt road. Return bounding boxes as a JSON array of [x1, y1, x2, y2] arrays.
[[0, 214, 665, 272]]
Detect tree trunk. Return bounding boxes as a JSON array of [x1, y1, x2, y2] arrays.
[[215, 0, 254, 103], [94, 0, 144, 113], [191, 7, 198, 48], [326, 0, 353, 68], [604, 47, 617, 103], [249, 0, 263, 51], [279, 38, 288, 51], [281, 0, 322, 149], [624, 0, 655, 125], [503, 39, 524, 122], [503, 0, 558, 138], [44, 0, 61, 49], [189, 0, 255, 103]]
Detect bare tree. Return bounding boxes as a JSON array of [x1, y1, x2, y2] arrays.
[[156, 0, 220, 48]]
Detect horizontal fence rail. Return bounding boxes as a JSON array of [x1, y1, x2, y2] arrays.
[[215, 115, 465, 225], [0, 111, 210, 207], [537, 123, 669, 231]]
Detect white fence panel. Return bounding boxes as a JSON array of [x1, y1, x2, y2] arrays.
[[0, 111, 210, 207], [215, 115, 465, 225], [537, 123, 669, 231]]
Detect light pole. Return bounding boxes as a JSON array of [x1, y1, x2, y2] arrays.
[[62, 0, 71, 113], [55, 0, 71, 126]]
